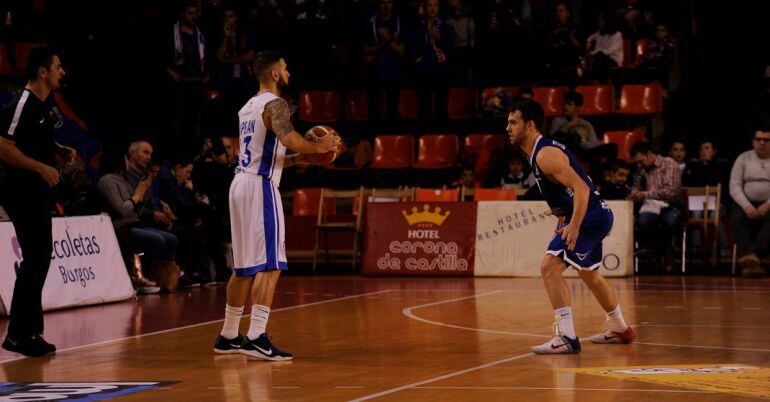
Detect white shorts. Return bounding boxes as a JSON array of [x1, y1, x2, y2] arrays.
[[229, 173, 287, 276]]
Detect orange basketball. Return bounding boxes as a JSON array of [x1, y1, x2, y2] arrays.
[[303, 125, 342, 165]]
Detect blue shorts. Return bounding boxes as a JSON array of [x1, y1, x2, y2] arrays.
[[547, 208, 614, 271]]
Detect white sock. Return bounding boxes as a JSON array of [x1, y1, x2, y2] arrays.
[[554, 307, 576, 339], [247, 305, 271, 340], [220, 304, 244, 339], [607, 305, 628, 332]]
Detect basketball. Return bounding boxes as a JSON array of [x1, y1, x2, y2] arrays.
[[304, 125, 342, 165]]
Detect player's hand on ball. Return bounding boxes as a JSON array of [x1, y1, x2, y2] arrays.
[[318, 132, 341, 153], [556, 222, 580, 251]]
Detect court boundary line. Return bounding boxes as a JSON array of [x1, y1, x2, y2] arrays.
[[402, 291, 770, 353], [347, 352, 535, 402], [0, 289, 392, 365], [413, 386, 714, 394]]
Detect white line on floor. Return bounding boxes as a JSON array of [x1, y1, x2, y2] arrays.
[[347, 352, 535, 401], [0, 289, 392, 365], [402, 292, 770, 353], [412, 386, 713, 393]]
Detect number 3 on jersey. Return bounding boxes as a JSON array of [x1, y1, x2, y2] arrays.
[[241, 135, 252, 168]]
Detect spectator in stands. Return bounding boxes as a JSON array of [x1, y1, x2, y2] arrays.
[[616, 0, 652, 40], [547, 3, 580, 79], [637, 23, 676, 85], [445, 0, 474, 84], [600, 160, 631, 200], [501, 155, 535, 189], [729, 130, 770, 277], [480, 0, 530, 80], [165, 1, 208, 157], [682, 138, 729, 255], [585, 14, 623, 81], [160, 159, 217, 285], [550, 91, 617, 173], [408, 0, 455, 121], [192, 137, 234, 282], [668, 140, 687, 171], [363, 0, 406, 123], [97, 148, 173, 292], [683, 139, 728, 188], [215, 6, 256, 107], [452, 166, 476, 188], [630, 141, 683, 271]]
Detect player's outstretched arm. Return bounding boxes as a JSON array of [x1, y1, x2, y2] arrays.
[[536, 147, 590, 250], [264, 98, 339, 155]]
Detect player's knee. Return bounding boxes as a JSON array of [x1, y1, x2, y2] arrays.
[[540, 257, 563, 278]]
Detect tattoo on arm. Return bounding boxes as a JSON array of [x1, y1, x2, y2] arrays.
[[264, 98, 295, 139]]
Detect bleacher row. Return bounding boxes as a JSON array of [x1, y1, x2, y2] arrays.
[[228, 131, 644, 179], [298, 83, 663, 123]]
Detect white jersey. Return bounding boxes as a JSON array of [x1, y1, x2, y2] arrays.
[[236, 91, 287, 186]]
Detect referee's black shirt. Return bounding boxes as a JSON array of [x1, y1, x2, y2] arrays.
[[0, 88, 58, 180]]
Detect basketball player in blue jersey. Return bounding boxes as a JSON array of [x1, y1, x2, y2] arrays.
[[507, 99, 635, 354], [213, 51, 339, 360]]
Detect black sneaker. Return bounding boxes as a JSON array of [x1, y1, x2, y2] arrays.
[[3, 335, 56, 357], [239, 333, 293, 361], [213, 334, 245, 354]]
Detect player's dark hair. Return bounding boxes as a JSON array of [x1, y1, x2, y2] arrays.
[[510, 99, 545, 129], [25, 46, 57, 81], [630, 141, 654, 157], [253, 51, 284, 82], [564, 91, 584, 107]]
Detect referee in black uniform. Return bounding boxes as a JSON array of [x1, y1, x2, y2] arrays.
[[0, 47, 74, 357]]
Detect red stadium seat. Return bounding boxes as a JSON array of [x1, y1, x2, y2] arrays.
[[473, 188, 517, 201], [0, 44, 11, 75], [533, 86, 568, 117], [293, 188, 336, 216], [447, 87, 478, 120], [345, 90, 368, 121], [369, 135, 414, 169], [413, 134, 459, 169], [575, 85, 615, 116], [481, 86, 520, 105], [299, 90, 341, 122], [464, 134, 506, 155], [604, 130, 646, 162], [415, 188, 460, 202], [14, 43, 46, 71], [398, 89, 420, 120], [619, 84, 662, 114]]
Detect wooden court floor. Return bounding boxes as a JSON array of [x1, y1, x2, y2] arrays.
[[1, 275, 769, 401]]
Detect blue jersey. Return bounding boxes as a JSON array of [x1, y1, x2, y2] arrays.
[[530, 135, 614, 270], [529, 135, 606, 218]]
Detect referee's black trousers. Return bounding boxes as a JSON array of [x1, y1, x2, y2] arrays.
[[1, 175, 53, 339]]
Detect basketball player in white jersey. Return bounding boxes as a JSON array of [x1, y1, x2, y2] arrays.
[[213, 51, 339, 360]]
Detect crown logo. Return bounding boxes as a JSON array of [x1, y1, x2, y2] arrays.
[[402, 204, 450, 226]]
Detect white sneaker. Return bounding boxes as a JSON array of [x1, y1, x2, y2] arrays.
[[532, 323, 581, 354], [590, 318, 636, 344]]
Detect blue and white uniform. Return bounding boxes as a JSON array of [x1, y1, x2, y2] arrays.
[[530, 135, 613, 270], [229, 91, 288, 276]]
